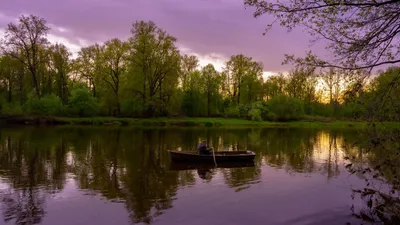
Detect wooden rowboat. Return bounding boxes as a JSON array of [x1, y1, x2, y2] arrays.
[[169, 161, 255, 171], [168, 150, 256, 163]]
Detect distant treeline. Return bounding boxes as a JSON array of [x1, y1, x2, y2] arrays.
[[0, 15, 399, 121]]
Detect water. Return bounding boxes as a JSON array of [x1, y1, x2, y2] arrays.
[[0, 127, 382, 225]]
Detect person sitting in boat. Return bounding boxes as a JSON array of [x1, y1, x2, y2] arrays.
[[198, 140, 212, 155]]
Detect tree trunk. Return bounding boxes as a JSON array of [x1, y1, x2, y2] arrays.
[[7, 78, 12, 103], [237, 85, 241, 105], [18, 69, 24, 105], [92, 81, 96, 98], [207, 91, 211, 117], [31, 70, 41, 98], [142, 81, 146, 117]]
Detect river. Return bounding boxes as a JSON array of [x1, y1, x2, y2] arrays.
[[0, 127, 384, 225]]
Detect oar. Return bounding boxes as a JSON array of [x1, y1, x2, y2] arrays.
[[211, 146, 217, 167]]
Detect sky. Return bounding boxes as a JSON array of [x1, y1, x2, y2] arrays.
[[0, 0, 327, 76]]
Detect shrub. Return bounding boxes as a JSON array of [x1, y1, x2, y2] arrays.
[[248, 108, 262, 121], [24, 93, 64, 116], [266, 112, 277, 121], [250, 101, 270, 121], [238, 104, 250, 119], [267, 95, 305, 121], [181, 90, 206, 117], [0, 102, 24, 115], [224, 106, 239, 118], [68, 87, 98, 116]]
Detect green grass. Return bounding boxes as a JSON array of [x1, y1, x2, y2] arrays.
[[2, 115, 399, 129]]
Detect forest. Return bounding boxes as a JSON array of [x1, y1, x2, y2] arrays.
[[0, 15, 399, 122]]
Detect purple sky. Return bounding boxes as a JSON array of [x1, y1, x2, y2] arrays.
[[0, 0, 327, 73]]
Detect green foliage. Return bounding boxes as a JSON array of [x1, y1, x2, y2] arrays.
[[24, 93, 65, 116], [368, 67, 400, 121], [0, 14, 398, 124], [267, 95, 305, 121], [238, 104, 250, 119], [248, 108, 262, 121], [339, 102, 367, 119], [252, 101, 270, 120], [224, 106, 239, 118], [181, 90, 206, 117], [68, 88, 98, 117], [0, 102, 24, 116]]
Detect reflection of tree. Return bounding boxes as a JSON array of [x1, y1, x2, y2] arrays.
[[254, 129, 343, 178], [325, 132, 340, 179], [0, 127, 356, 224], [0, 129, 67, 225], [65, 129, 196, 224], [1, 188, 46, 225], [113, 130, 191, 224], [341, 129, 400, 223], [221, 167, 261, 192]]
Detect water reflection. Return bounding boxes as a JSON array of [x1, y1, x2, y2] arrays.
[[0, 127, 363, 225]]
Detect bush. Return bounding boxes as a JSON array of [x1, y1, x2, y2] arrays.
[[181, 90, 206, 117], [339, 102, 367, 119], [248, 108, 262, 121], [266, 112, 277, 121], [0, 102, 24, 115], [238, 104, 250, 119], [224, 106, 239, 118], [251, 101, 270, 121], [68, 87, 98, 116], [24, 93, 64, 116], [267, 95, 305, 121]]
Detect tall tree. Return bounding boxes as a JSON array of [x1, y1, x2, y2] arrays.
[[128, 21, 180, 117], [0, 56, 17, 103], [75, 44, 103, 98], [245, 0, 400, 71], [48, 44, 71, 104], [244, 1, 400, 219], [201, 64, 220, 116], [180, 55, 199, 91], [224, 54, 264, 105], [1, 15, 50, 97], [102, 38, 129, 115], [242, 61, 263, 103], [264, 74, 287, 100]]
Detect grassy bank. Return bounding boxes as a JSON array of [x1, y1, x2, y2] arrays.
[[1, 115, 399, 129]]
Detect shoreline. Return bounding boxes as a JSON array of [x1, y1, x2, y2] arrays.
[[1, 115, 398, 129]]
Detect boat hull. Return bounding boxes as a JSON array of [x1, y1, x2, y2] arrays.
[[168, 150, 256, 163], [169, 161, 255, 171]]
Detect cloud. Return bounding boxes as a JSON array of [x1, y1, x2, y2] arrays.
[[0, 0, 326, 74]]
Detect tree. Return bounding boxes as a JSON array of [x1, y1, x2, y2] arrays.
[[0, 56, 18, 103], [128, 21, 181, 117], [1, 15, 50, 97], [285, 66, 318, 114], [244, 0, 400, 71], [181, 70, 203, 116], [102, 38, 129, 115], [286, 66, 315, 100], [243, 61, 264, 103], [180, 55, 199, 91], [244, 1, 400, 221], [368, 67, 400, 121], [201, 64, 220, 116], [48, 44, 71, 104], [264, 74, 287, 100], [321, 68, 346, 114], [224, 54, 264, 105], [75, 44, 103, 98]]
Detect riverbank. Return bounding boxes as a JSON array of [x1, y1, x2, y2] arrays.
[[1, 115, 399, 129]]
